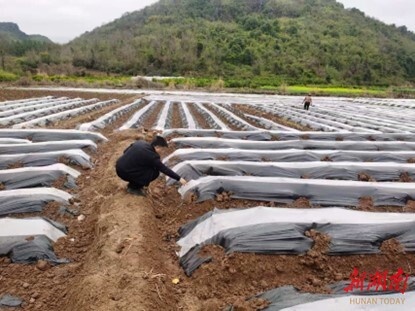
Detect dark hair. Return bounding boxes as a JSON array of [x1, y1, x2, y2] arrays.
[[151, 135, 168, 147]]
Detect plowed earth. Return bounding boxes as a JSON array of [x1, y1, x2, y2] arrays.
[[0, 89, 412, 311]]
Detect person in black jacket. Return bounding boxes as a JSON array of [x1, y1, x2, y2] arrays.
[[116, 136, 187, 196]]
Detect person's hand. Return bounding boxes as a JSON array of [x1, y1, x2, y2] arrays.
[[179, 178, 188, 186]]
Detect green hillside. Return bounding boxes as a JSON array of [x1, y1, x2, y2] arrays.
[[0, 22, 52, 43], [65, 0, 415, 86], [0, 22, 56, 78]]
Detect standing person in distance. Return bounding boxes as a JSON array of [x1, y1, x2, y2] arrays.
[[116, 135, 187, 196], [303, 93, 312, 111]]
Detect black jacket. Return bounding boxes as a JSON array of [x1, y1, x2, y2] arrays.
[[116, 141, 180, 181]]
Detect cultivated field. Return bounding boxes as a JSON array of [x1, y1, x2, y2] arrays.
[[0, 88, 415, 310]]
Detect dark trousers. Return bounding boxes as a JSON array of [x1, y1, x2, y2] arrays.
[[304, 102, 310, 110], [116, 168, 160, 189]]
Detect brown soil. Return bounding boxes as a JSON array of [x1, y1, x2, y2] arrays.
[[400, 172, 413, 182], [380, 239, 406, 255], [203, 104, 241, 131], [141, 102, 164, 129], [7, 162, 24, 169], [171, 103, 184, 129], [0, 88, 142, 131], [358, 197, 415, 213], [234, 104, 313, 132], [358, 172, 376, 182], [321, 156, 333, 162], [359, 197, 375, 211], [0, 89, 131, 103], [47, 95, 141, 130], [215, 191, 233, 202], [1, 89, 414, 311], [231, 297, 270, 311], [51, 175, 69, 189], [287, 197, 313, 208], [187, 103, 213, 129], [217, 104, 267, 129]]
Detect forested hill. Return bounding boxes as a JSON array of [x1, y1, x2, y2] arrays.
[[66, 0, 415, 86], [0, 22, 54, 69], [0, 22, 52, 43]]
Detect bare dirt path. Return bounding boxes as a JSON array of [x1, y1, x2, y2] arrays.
[[203, 104, 241, 131], [171, 103, 184, 129], [141, 102, 164, 129], [187, 103, 213, 129]]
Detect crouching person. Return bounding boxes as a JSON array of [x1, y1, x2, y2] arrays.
[[116, 135, 187, 196]]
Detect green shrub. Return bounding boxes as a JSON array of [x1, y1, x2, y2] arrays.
[[0, 70, 19, 82]]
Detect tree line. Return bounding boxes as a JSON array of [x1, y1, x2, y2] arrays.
[[1, 0, 415, 87]]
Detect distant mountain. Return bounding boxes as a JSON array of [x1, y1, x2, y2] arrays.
[[0, 22, 52, 43], [65, 0, 415, 85]]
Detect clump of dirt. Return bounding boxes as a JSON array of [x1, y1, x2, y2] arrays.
[[183, 191, 198, 204], [7, 162, 24, 169], [198, 244, 226, 259], [405, 200, 415, 212], [321, 156, 332, 162], [335, 136, 344, 141], [358, 197, 375, 211], [358, 172, 376, 182], [217, 155, 229, 161], [300, 134, 310, 140], [380, 239, 406, 256], [288, 197, 312, 208], [58, 156, 71, 166], [231, 297, 271, 311], [400, 172, 413, 182], [407, 158, 415, 164], [305, 230, 331, 256], [216, 191, 233, 202], [0, 182, 5, 190], [52, 175, 69, 189]]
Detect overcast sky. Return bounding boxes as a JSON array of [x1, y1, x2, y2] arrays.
[[0, 0, 414, 44]]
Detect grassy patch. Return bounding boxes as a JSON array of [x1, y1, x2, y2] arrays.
[[262, 85, 389, 97], [2, 72, 415, 98], [0, 70, 19, 82]]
